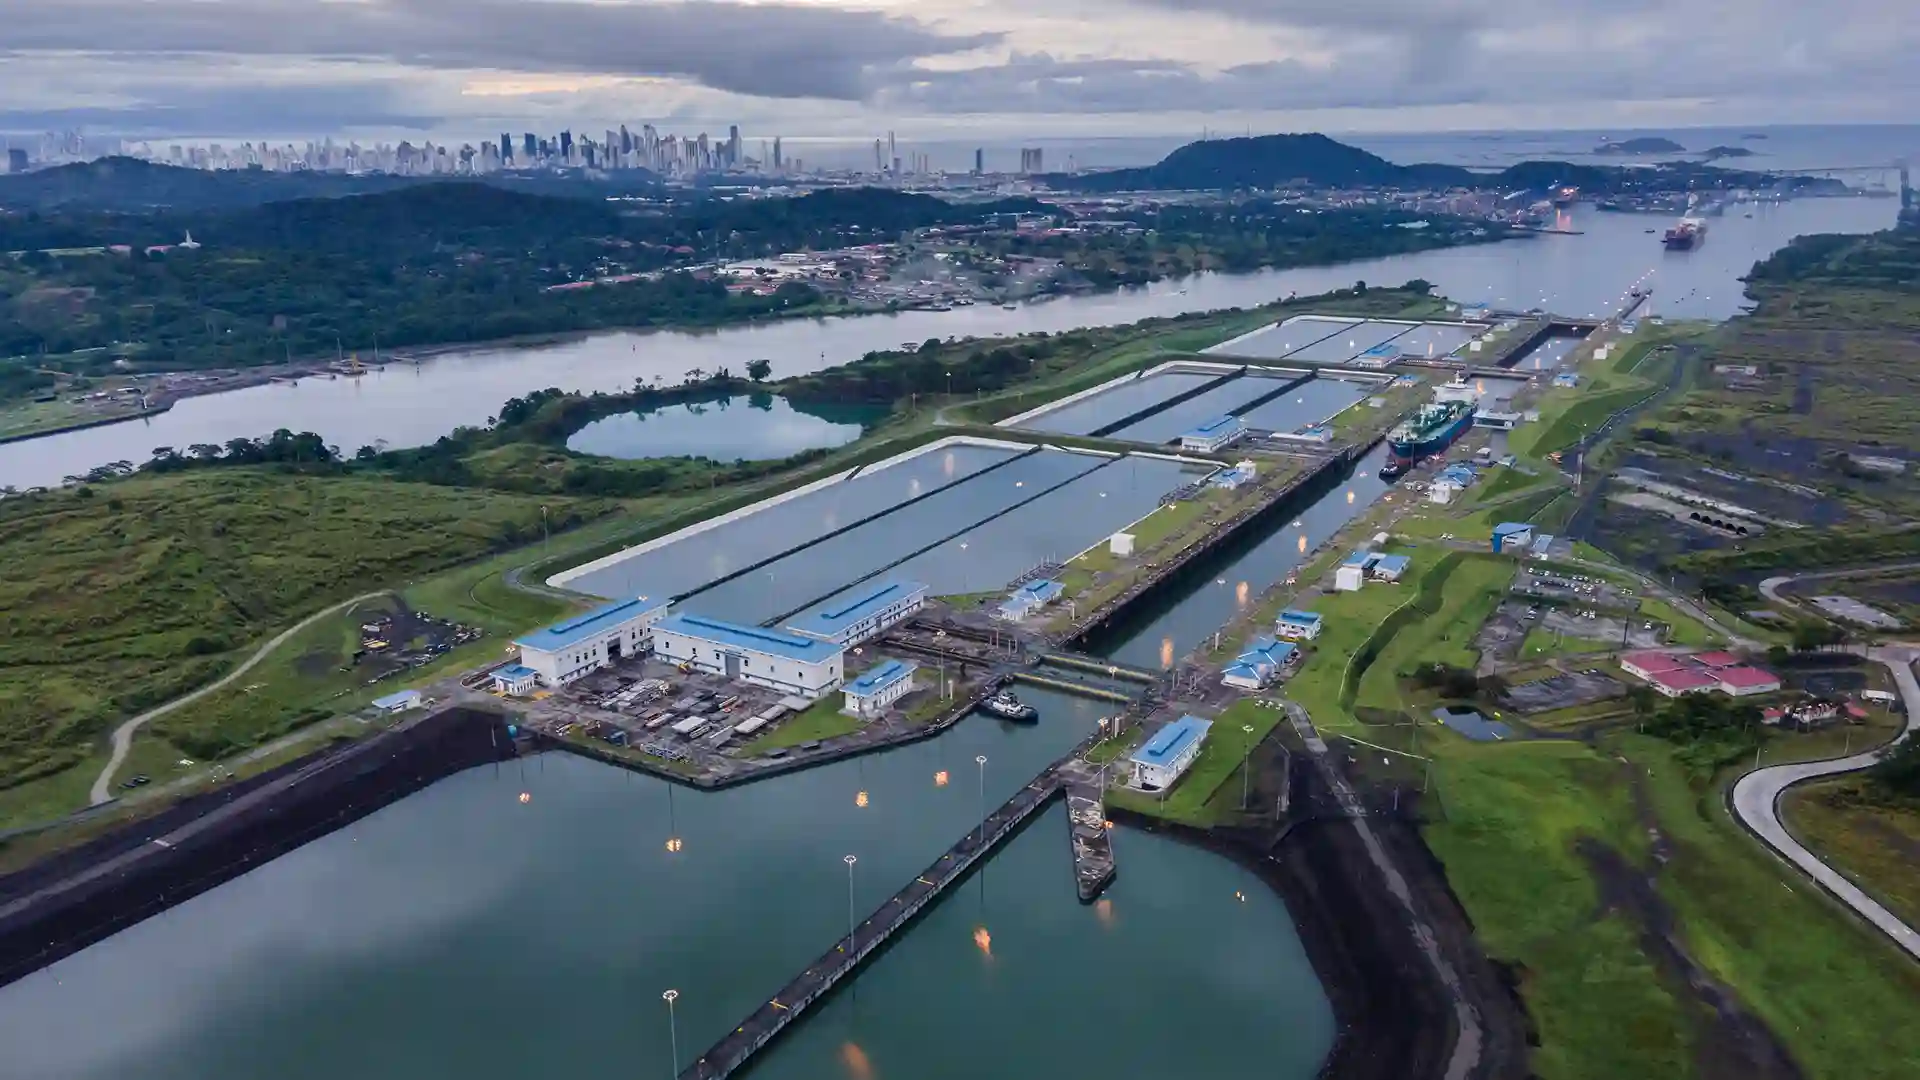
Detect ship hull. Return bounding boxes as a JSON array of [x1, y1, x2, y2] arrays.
[[1387, 408, 1475, 467]]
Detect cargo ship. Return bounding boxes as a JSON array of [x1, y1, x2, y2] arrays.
[[1383, 398, 1476, 474], [1663, 217, 1706, 250]]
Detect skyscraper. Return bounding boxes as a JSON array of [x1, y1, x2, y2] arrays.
[[523, 133, 537, 161], [501, 133, 513, 164], [974, 148, 983, 175], [773, 136, 783, 172], [558, 130, 573, 162], [728, 125, 741, 166]]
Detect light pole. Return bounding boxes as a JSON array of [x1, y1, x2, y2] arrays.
[[662, 989, 681, 1078], [975, 755, 988, 847], [1241, 724, 1256, 810], [843, 854, 859, 953]]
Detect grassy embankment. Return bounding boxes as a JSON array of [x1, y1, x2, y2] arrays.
[[1112, 468, 1920, 1079], [1783, 779, 1920, 932], [1283, 547, 1920, 1079], [0, 471, 624, 820]]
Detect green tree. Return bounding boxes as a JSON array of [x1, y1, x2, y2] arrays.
[[746, 358, 773, 381]]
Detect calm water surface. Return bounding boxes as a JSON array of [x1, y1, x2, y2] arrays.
[[0, 687, 1332, 1080], [0, 197, 1891, 489], [565, 393, 875, 462]]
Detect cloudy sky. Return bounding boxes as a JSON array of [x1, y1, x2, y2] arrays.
[[1, 0, 1915, 141]]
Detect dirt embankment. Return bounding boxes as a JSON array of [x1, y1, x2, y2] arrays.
[[0, 706, 517, 988], [1111, 753, 1532, 1080]]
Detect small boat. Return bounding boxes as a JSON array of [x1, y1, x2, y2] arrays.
[[1001, 302, 1018, 310], [980, 689, 1038, 722]]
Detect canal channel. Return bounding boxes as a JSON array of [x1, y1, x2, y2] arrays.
[[0, 196, 1893, 490], [0, 196, 1898, 1078], [0, 440, 1382, 1080]]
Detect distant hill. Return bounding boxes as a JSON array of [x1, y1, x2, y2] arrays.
[[1049, 132, 1825, 198], [1699, 146, 1757, 161], [1064, 133, 1475, 192], [1594, 137, 1686, 155], [0, 157, 664, 213]]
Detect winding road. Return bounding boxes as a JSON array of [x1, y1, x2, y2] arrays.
[[87, 591, 391, 806], [1728, 647, 1920, 962]]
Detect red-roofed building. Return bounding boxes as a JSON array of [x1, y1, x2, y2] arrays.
[[1621, 651, 1694, 679], [1714, 666, 1782, 696], [1693, 651, 1744, 669], [1647, 667, 1721, 697]]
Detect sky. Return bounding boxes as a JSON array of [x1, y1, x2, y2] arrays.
[[1, 0, 1916, 142]]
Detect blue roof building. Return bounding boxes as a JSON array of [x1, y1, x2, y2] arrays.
[[842, 658, 920, 718], [1277, 609, 1324, 640], [1370, 553, 1412, 581], [787, 580, 929, 647], [1179, 415, 1246, 453], [1492, 522, 1534, 553], [515, 596, 671, 653], [654, 613, 846, 698], [1340, 549, 1379, 569], [997, 578, 1066, 620], [1222, 636, 1298, 690], [371, 689, 423, 713], [513, 595, 674, 688], [1129, 715, 1213, 790]]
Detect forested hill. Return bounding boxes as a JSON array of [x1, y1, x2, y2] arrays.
[[1058, 132, 1827, 196], [1063, 134, 1475, 192]]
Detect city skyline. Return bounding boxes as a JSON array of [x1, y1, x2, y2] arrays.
[[0, 0, 1915, 142]]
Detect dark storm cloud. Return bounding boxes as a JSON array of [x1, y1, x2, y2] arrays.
[[0, 0, 999, 101]]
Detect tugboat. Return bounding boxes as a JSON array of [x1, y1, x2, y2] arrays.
[[980, 689, 1038, 722]]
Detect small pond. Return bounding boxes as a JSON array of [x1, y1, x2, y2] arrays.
[[565, 393, 876, 462]]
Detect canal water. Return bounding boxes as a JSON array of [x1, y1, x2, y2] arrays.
[[0, 684, 1331, 1080], [565, 394, 877, 463], [0, 197, 1892, 489]]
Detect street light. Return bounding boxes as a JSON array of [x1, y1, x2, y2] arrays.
[[662, 990, 681, 1077], [844, 854, 859, 954], [1241, 724, 1256, 810], [975, 755, 988, 847]]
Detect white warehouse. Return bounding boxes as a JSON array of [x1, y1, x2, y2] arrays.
[[511, 596, 673, 688], [786, 580, 929, 648], [653, 613, 846, 699]]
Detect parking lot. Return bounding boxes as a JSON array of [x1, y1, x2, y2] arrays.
[[1500, 670, 1627, 714], [1512, 568, 1637, 612]]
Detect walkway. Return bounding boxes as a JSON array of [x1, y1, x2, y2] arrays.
[[88, 591, 390, 805], [1729, 647, 1920, 962]]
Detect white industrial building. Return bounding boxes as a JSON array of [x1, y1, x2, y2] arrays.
[[653, 613, 845, 699], [512, 596, 673, 688], [1128, 715, 1212, 791], [1276, 610, 1324, 640], [786, 580, 928, 648], [1179, 415, 1246, 453], [842, 659, 918, 718]]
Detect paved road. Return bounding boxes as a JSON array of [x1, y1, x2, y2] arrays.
[[1758, 561, 1920, 609], [1729, 647, 1920, 963], [88, 591, 391, 805]]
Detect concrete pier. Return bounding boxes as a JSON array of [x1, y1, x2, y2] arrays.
[[1061, 763, 1117, 901]]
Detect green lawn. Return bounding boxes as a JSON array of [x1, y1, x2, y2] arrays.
[[1636, 596, 1723, 647], [1107, 698, 1280, 824], [1222, 539, 1920, 1079]]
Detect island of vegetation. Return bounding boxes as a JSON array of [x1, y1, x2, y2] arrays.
[[1594, 136, 1687, 154]]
